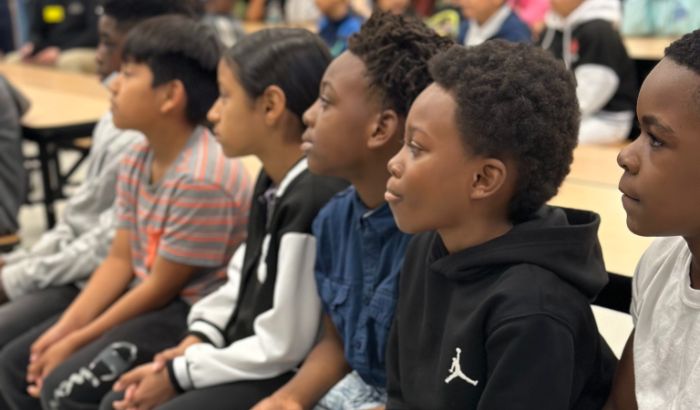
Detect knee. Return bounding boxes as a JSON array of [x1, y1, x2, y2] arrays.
[[98, 390, 124, 410]]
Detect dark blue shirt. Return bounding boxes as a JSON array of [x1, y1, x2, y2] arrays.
[[313, 187, 411, 387], [457, 9, 531, 45], [318, 11, 363, 57]]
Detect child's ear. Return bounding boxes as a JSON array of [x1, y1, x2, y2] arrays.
[[159, 79, 187, 116], [261, 85, 287, 126], [470, 158, 508, 200], [367, 109, 400, 150]]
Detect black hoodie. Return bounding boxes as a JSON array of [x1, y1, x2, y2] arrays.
[[386, 206, 616, 410]]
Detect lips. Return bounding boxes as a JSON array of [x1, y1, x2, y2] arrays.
[[618, 184, 639, 202], [385, 181, 402, 204], [301, 130, 314, 152]]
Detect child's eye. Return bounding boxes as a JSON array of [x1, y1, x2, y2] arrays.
[[648, 132, 664, 148], [319, 96, 331, 109], [408, 141, 422, 157]]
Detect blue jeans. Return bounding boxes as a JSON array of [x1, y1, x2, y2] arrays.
[[315, 371, 386, 410]]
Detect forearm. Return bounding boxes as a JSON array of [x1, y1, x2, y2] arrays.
[[271, 315, 350, 408], [69, 275, 180, 348], [60, 255, 133, 327]]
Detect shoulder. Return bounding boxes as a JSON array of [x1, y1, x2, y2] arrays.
[[575, 19, 622, 42], [634, 237, 688, 293], [282, 171, 348, 210], [499, 11, 531, 42], [314, 186, 356, 223], [178, 129, 246, 191], [486, 264, 593, 333]]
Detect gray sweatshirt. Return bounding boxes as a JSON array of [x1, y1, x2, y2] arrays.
[[0, 75, 29, 237], [1, 112, 143, 300]]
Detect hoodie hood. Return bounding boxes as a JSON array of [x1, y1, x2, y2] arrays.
[[541, 0, 621, 68], [429, 206, 607, 300], [545, 0, 620, 30]]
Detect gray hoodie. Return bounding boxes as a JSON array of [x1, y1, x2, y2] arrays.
[[0, 75, 29, 237]]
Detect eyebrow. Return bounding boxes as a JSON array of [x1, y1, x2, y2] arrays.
[[406, 125, 430, 141], [320, 81, 335, 94], [641, 115, 675, 135]]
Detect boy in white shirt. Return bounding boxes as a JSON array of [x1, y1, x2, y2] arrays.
[[605, 29, 700, 410]]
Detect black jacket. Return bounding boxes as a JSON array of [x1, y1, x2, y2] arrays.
[[386, 206, 616, 409], [29, 0, 99, 52]]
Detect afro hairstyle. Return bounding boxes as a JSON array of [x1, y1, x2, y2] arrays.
[[429, 40, 579, 222]]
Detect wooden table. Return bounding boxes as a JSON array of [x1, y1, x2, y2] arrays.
[[569, 144, 624, 188], [623, 36, 677, 61], [0, 62, 108, 227]]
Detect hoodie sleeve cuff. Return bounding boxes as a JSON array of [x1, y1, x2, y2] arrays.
[[1, 262, 31, 301], [169, 357, 194, 392], [188, 319, 226, 348]]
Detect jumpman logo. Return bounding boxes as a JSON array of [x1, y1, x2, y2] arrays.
[[444, 347, 478, 386]]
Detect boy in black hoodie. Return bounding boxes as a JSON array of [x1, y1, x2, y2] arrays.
[[384, 40, 616, 409]]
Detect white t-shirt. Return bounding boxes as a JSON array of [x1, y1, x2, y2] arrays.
[[632, 236, 700, 409]]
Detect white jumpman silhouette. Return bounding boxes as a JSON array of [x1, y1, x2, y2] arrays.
[[444, 348, 478, 386]]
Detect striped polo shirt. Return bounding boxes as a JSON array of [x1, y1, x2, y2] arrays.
[[115, 126, 252, 304]]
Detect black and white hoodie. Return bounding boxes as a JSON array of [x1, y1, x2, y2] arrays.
[[540, 0, 636, 120], [386, 206, 617, 410], [167, 159, 346, 390]]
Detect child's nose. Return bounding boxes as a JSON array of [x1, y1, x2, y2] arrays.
[[387, 151, 404, 178], [207, 99, 221, 123], [302, 100, 319, 128], [617, 142, 639, 174], [108, 73, 122, 95]]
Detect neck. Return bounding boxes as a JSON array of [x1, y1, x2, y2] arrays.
[[257, 132, 305, 186], [144, 118, 195, 166], [327, 3, 350, 21], [438, 213, 512, 254], [349, 152, 393, 210], [685, 236, 700, 289]]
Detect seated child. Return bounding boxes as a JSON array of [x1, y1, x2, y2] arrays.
[[315, 0, 363, 57], [457, 0, 531, 46], [251, 12, 453, 410], [540, 0, 636, 144], [5, 0, 99, 73], [0, 15, 252, 410], [99, 27, 347, 410], [384, 40, 616, 408], [605, 29, 700, 410], [0, 0, 194, 350]]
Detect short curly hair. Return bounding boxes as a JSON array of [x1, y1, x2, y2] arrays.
[[429, 41, 579, 222], [666, 29, 700, 74], [665, 29, 700, 108], [347, 11, 454, 117]]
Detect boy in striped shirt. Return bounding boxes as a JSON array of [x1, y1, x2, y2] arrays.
[[0, 15, 252, 410]]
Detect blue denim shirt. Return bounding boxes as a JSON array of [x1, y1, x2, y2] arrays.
[[313, 187, 412, 387]]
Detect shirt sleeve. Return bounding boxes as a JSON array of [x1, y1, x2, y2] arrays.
[[1, 209, 115, 300], [185, 244, 246, 348], [114, 153, 137, 232], [168, 232, 322, 390], [479, 315, 576, 409], [574, 24, 624, 116], [158, 181, 245, 268]]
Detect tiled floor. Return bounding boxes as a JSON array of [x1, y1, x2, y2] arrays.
[[16, 146, 634, 357]]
